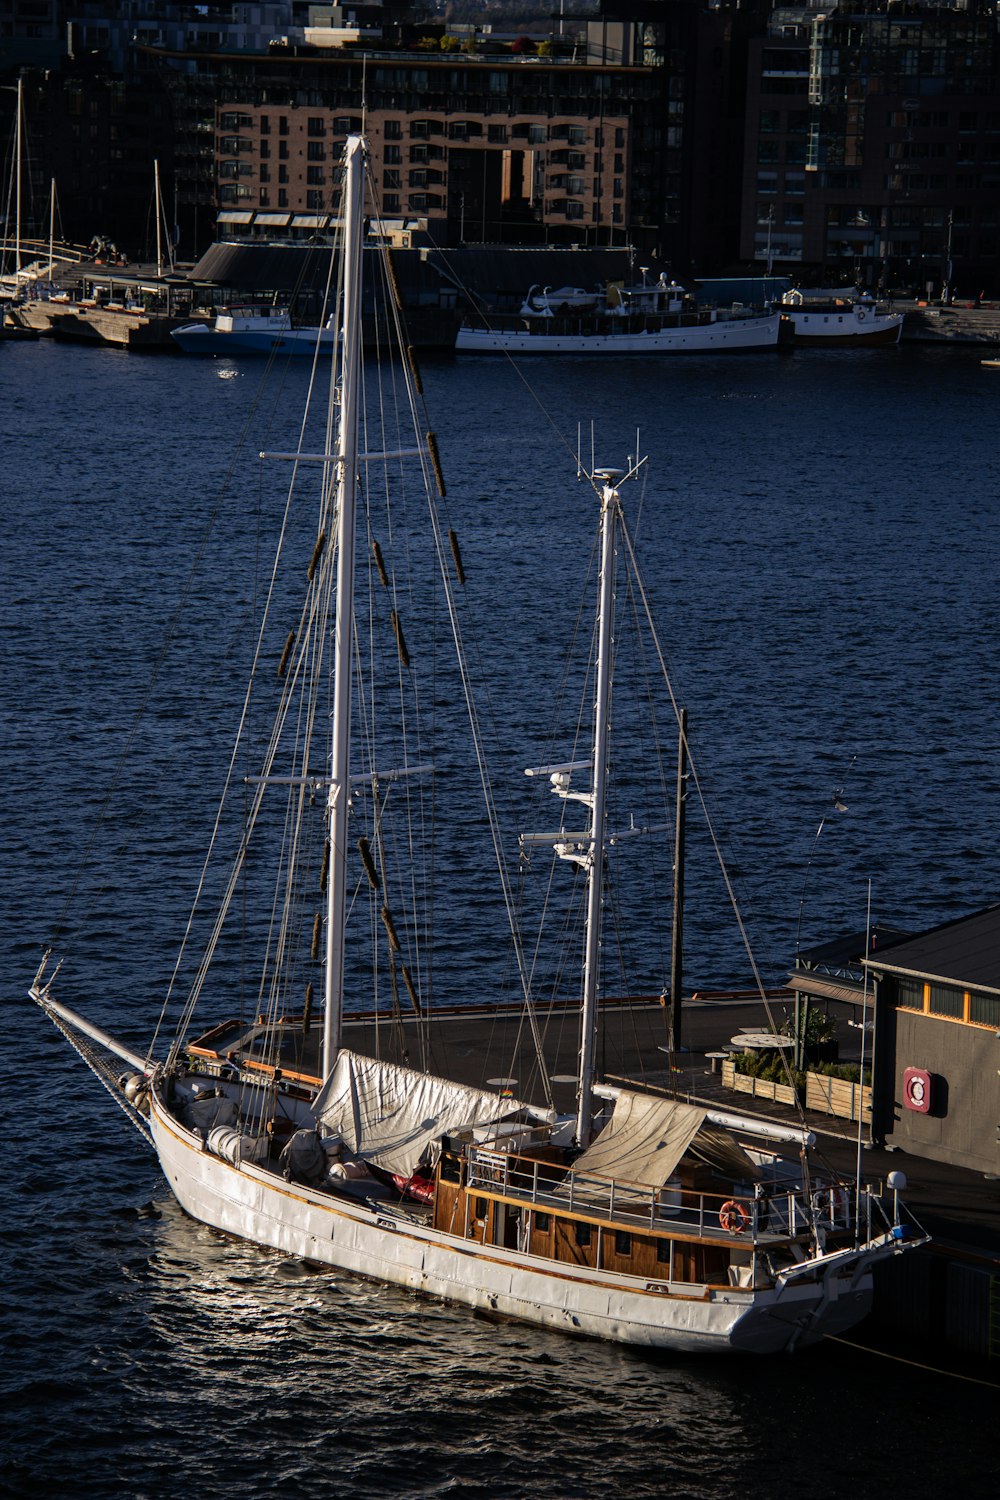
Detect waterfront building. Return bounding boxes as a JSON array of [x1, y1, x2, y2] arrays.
[[742, 2, 1000, 291], [866, 906, 1000, 1177], [4, 1, 1000, 280]]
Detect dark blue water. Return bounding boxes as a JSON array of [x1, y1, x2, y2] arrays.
[[3, 339, 1000, 1498]]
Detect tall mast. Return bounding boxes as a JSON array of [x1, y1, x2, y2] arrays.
[[322, 135, 366, 1076], [47, 177, 54, 282], [575, 468, 620, 1146], [14, 76, 22, 281], [154, 159, 163, 277]]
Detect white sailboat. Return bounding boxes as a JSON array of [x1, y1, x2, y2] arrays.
[[30, 136, 926, 1355]]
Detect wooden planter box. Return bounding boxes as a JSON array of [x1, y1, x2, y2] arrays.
[[721, 1059, 798, 1107], [805, 1071, 871, 1123]]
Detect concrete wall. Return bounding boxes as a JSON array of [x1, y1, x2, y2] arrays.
[[886, 1009, 1000, 1175]]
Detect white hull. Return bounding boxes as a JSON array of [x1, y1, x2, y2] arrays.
[[150, 1087, 876, 1355], [780, 306, 903, 347], [171, 322, 334, 356], [456, 312, 781, 355]]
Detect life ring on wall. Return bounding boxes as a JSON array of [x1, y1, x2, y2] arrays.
[[903, 1066, 932, 1113], [829, 1184, 848, 1218], [857, 309, 867, 322], [719, 1200, 750, 1235]]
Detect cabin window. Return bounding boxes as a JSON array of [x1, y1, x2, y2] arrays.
[[534, 1212, 550, 1232], [439, 1151, 460, 1183], [574, 1222, 591, 1247], [614, 1231, 632, 1257], [656, 1239, 671, 1264], [475, 1198, 488, 1220]]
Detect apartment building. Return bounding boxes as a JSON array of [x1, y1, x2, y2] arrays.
[[742, 3, 1000, 290]]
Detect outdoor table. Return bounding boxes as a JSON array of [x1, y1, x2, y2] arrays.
[[730, 1032, 793, 1051]]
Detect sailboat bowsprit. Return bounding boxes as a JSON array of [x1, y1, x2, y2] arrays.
[[30, 137, 926, 1355]]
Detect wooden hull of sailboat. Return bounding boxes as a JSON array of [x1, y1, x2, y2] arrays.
[[149, 1087, 873, 1355]]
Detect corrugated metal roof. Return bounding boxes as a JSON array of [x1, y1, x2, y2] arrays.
[[786, 974, 870, 1007], [864, 903, 1000, 993]]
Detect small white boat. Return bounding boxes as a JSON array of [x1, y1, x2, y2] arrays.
[[519, 285, 600, 316], [779, 290, 903, 348], [171, 305, 335, 356], [460, 276, 781, 354]]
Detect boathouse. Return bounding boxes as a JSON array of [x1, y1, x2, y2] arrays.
[[866, 904, 1000, 1175]]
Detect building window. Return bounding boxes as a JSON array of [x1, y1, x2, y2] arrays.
[[260, 164, 270, 183], [260, 115, 270, 135], [385, 119, 402, 140], [308, 116, 325, 136], [382, 193, 400, 212], [970, 992, 1000, 1027], [307, 166, 324, 185], [895, 977, 924, 1011], [306, 190, 324, 209], [278, 189, 287, 207], [488, 124, 507, 143], [307, 142, 325, 161], [928, 983, 965, 1019], [385, 145, 401, 164]]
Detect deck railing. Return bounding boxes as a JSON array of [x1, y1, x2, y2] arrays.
[[465, 1145, 873, 1245]]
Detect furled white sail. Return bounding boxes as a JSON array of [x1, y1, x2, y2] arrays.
[[572, 1090, 758, 1186], [313, 1049, 528, 1178]]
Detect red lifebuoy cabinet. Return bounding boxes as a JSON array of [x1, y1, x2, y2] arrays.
[[903, 1066, 933, 1113]]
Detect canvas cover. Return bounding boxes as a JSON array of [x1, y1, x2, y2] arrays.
[[313, 1049, 527, 1179], [572, 1091, 759, 1187]]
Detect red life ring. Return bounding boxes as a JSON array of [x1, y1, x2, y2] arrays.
[[719, 1200, 750, 1235]]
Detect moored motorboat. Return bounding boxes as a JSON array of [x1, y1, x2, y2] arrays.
[[31, 136, 927, 1355], [171, 305, 336, 356], [779, 289, 903, 347]]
